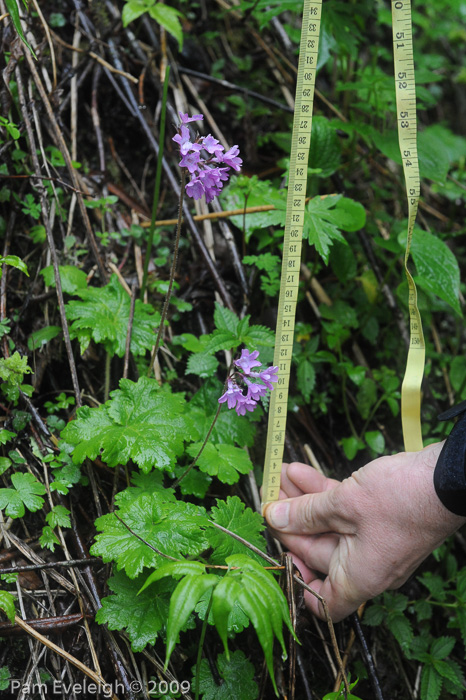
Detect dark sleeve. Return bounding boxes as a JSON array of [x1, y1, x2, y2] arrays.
[[433, 400, 466, 517]]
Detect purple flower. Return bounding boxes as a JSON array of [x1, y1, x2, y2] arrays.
[[172, 111, 241, 204], [186, 177, 205, 200], [202, 134, 224, 155], [258, 366, 279, 390], [172, 126, 195, 155], [218, 380, 244, 409], [179, 112, 203, 124], [179, 151, 201, 174], [235, 394, 258, 416], [219, 145, 242, 171], [245, 380, 268, 401], [234, 349, 261, 375]]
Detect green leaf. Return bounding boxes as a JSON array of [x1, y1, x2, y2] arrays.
[[430, 636, 456, 660], [0, 590, 15, 623], [62, 377, 194, 472], [186, 352, 219, 378], [309, 116, 342, 178], [363, 603, 385, 626], [414, 599, 432, 622], [405, 229, 461, 315], [416, 128, 451, 184], [0, 254, 29, 276], [341, 436, 364, 460], [66, 275, 160, 356], [165, 573, 219, 665], [225, 554, 297, 692], [386, 611, 412, 651], [0, 458, 11, 476], [432, 659, 463, 688], [39, 526, 60, 551], [91, 494, 208, 578], [45, 505, 71, 529], [421, 664, 443, 700], [149, 3, 184, 51], [0, 430, 15, 445], [4, 0, 36, 57], [214, 303, 240, 334], [28, 326, 62, 351], [115, 471, 175, 509], [193, 650, 259, 700], [139, 561, 206, 594], [296, 360, 316, 403], [219, 175, 287, 240], [11, 472, 46, 511], [419, 573, 448, 601], [208, 496, 266, 564], [0, 472, 46, 518], [364, 430, 385, 454], [195, 588, 249, 634], [357, 378, 377, 419], [433, 659, 465, 690], [323, 678, 363, 700], [0, 666, 11, 691], [243, 325, 275, 347], [236, 585, 276, 691], [40, 265, 87, 294], [121, 1, 148, 26], [243, 253, 280, 274], [173, 465, 212, 498], [96, 570, 171, 652], [186, 442, 253, 485], [304, 195, 366, 264], [0, 352, 32, 387], [204, 329, 238, 354], [211, 576, 244, 654]]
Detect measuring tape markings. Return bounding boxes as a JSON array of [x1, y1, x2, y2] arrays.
[[261, 0, 322, 509], [391, 0, 425, 452], [262, 0, 425, 509]]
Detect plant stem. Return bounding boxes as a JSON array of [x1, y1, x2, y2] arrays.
[[172, 363, 234, 488], [148, 168, 186, 376], [172, 400, 223, 488], [195, 589, 214, 700], [141, 67, 170, 301]]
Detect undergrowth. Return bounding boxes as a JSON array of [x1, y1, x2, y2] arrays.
[[0, 0, 466, 699]]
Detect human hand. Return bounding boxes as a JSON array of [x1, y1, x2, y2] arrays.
[[264, 442, 466, 622]]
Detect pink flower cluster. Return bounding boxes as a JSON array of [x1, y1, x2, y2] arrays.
[[173, 112, 242, 204], [219, 349, 278, 417]]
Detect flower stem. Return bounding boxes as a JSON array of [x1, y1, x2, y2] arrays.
[[172, 363, 234, 488], [148, 168, 186, 376], [140, 66, 170, 302], [172, 400, 223, 488]]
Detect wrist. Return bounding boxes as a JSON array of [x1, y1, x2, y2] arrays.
[[433, 408, 466, 517]]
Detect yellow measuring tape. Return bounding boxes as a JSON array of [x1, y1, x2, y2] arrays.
[[392, 0, 425, 452], [261, 0, 322, 510], [261, 0, 423, 510]]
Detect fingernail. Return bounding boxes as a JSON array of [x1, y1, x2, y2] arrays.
[[267, 502, 289, 529]]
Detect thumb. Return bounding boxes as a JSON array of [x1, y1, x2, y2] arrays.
[[264, 488, 346, 535]]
